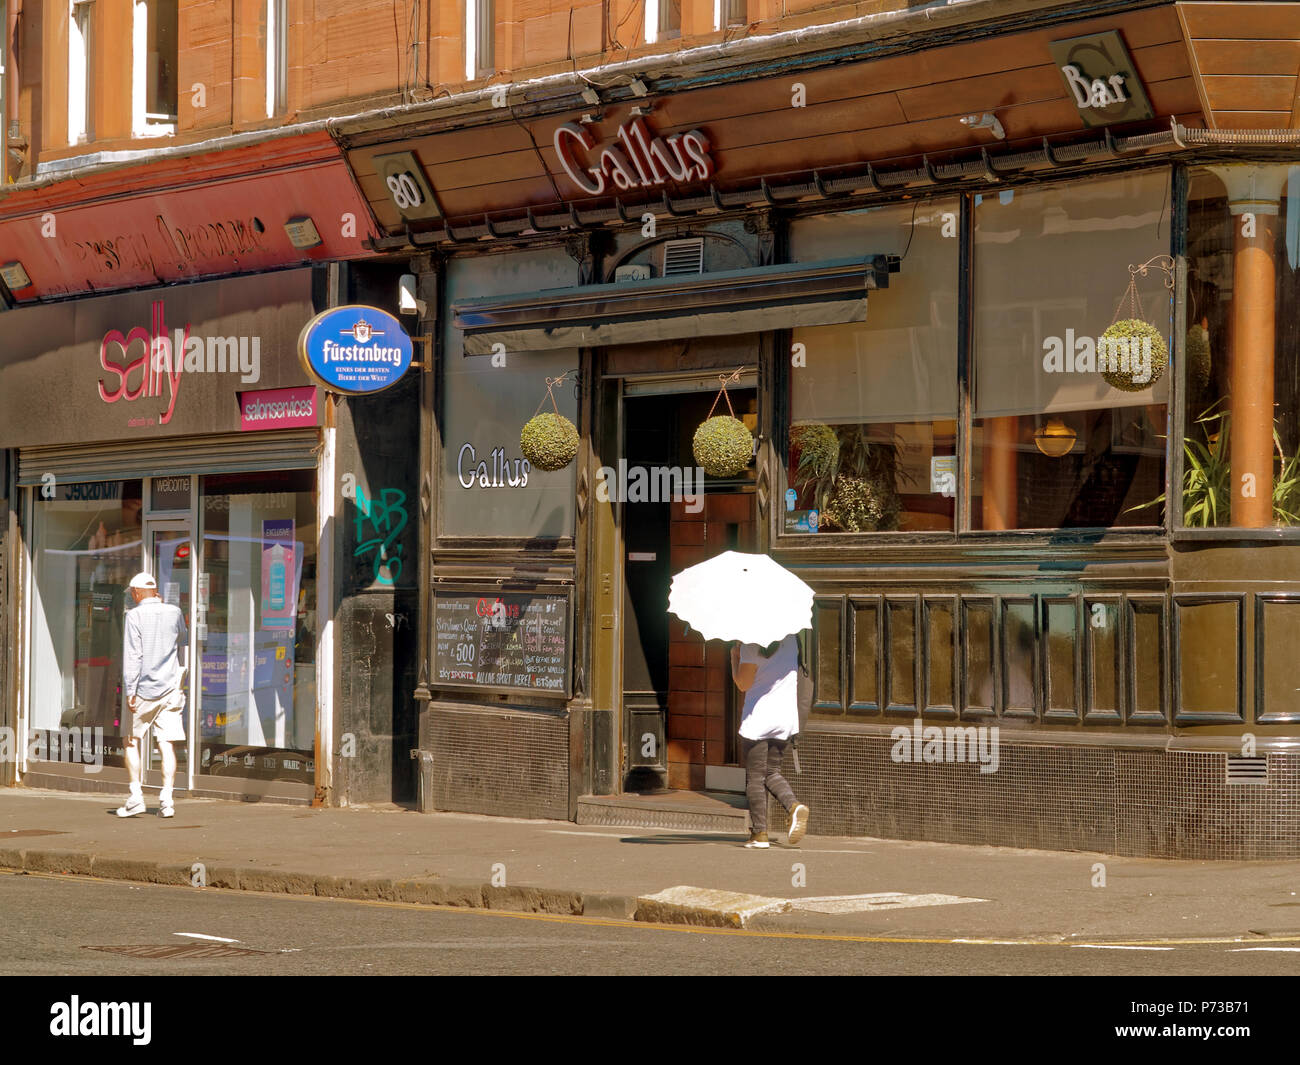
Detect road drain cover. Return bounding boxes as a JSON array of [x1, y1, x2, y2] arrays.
[[86, 944, 270, 960]]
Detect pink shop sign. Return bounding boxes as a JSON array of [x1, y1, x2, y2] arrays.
[[239, 386, 319, 431]]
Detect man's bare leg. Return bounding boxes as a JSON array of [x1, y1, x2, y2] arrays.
[[117, 737, 145, 815], [158, 739, 176, 813]]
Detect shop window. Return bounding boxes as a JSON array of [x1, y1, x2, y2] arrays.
[[1179, 165, 1300, 529], [29, 480, 144, 760], [133, 0, 177, 136], [784, 200, 959, 533], [199, 471, 316, 779], [441, 251, 582, 539], [971, 170, 1171, 530]]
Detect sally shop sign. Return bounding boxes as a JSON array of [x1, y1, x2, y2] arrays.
[[298, 306, 413, 396]]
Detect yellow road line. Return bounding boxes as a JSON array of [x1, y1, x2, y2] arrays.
[[3, 868, 1295, 948]]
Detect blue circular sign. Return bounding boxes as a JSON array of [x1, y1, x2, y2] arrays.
[[298, 305, 413, 396]]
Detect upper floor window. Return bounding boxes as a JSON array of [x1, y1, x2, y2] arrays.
[[716, 0, 746, 30], [68, 0, 94, 145], [266, 0, 287, 117], [133, 0, 177, 137], [465, 0, 494, 81], [646, 0, 680, 44]]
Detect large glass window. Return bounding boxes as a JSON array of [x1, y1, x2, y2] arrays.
[[1180, 164, 1300, 529], [785, 199, 959, 533], [199, 471, 316, 782], [30, 480, 143, 765], [441, 251, 582, 539], [971, 170, 1171, 530]]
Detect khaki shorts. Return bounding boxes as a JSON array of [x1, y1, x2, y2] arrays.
[[129, 688, 186, 743]]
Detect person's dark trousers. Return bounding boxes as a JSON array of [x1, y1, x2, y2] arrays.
[[741, 737, 799, 835]]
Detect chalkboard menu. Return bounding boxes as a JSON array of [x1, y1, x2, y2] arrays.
[[433, 586, 573, 698]]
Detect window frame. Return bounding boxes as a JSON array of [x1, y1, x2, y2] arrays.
[[133, 0, 177, 138], [465, 0, 494, 81], [773, 164, 1179, 547], [265, 0, 287, 118]]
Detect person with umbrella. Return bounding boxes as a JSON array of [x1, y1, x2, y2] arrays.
[[668, 551, 812, 849]]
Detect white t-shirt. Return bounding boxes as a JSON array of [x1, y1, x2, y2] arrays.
[[737, 635, 799, 741]]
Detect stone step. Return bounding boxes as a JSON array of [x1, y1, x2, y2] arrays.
[[576, 790, 750, 833]]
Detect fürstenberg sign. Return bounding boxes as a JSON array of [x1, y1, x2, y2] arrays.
[[553, 117, 714, 197]]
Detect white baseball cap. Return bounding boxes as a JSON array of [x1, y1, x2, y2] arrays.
[[128, 572, 157, 590]]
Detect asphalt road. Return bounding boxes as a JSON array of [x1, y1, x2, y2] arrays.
[[3, 870, 1299, 979]]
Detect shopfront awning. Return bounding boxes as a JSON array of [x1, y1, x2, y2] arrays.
[[452, 255, 894, 355]]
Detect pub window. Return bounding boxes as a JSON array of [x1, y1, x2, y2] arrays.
[[465, 0, 494, 80], [265, 0, 287, 117], [68, 0, 94, 145], [784, 199, 960, 533], [971, 169, 1171, 531], [440, 251, 582, 539], [1178, 164, 1300, 530], [133, 0, 177, 136], [645, 0, 680, 44]]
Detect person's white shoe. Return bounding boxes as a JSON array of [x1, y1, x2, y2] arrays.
[[159, 804, 175, 819], [116, 797, 146, 818], [787, 804, 810, 845]]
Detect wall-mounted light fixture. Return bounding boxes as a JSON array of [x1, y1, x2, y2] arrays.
[[1034, 417, 1077, 458], [960, 112, 1005, 140], [581, 86, 601, 106], [284, 216, 322, 250], [399, 273, 427, 317], [630, 104, 653, 117], [0, 261, 32, 289], [628, 77, 649, 98]]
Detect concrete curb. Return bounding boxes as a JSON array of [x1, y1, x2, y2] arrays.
[[0, 849, 652, 923]]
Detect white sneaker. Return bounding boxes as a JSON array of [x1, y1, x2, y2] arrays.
[[116, 797, 146, 818], [787, 804, 810, 845], [159, 804, 175, 819]]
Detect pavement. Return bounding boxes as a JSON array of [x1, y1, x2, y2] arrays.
[[4, 785, 1300, 943]]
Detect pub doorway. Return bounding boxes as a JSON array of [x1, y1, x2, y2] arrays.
[[617, 379, 758, 793]]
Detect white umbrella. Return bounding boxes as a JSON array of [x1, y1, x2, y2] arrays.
[[667, 550, 814, 645]]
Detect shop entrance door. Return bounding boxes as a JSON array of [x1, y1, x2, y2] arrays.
[[619, 381, 758, 793], [142, 520, 197, 789]]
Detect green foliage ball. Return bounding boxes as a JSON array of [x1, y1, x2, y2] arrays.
[[823, 473, 900, 532], [520, 412, 580, 472], [1099, 319, 1169, 392], [790, 423, 840, 477], [692, 416, 754, 477]]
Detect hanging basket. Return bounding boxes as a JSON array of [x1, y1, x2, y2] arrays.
[[692, 369, 753, 477], [519, 373, 578, 471], [789, 423, 840, 477], [1099, 319, 1168, 392], [1098, 256, 1174, 393]]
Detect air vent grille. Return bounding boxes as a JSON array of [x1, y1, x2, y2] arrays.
[[662, 238, 704, 276], [1226, 756, 1268, 784]]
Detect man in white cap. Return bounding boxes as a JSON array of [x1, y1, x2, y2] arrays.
[[117, 572, 188, 818]]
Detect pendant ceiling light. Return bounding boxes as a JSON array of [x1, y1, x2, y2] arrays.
[[1034, 417, 1077, 458]]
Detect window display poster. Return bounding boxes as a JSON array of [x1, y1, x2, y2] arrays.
[[261, 520, 297, 630]]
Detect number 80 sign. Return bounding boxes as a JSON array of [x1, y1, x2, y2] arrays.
[[373, 151, 441, 222]]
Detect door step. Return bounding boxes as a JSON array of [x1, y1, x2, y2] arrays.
[[577, 790, 750, 833]]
